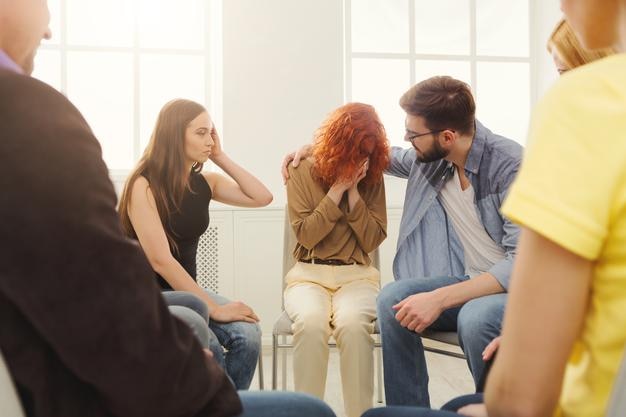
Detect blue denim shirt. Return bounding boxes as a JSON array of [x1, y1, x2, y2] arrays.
[[388, 121, 522, 290]]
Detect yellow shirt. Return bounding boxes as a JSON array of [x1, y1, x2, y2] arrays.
[[502, 54, 626, 417]]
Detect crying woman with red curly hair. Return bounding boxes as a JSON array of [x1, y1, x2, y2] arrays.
[[284, 102, 389, 417]]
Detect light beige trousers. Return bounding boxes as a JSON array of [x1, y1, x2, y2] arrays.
[[284, 262, 380, 417]]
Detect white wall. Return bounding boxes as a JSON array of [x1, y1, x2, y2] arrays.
[[533, 1, 563, 99], [217, 0, 564, 211], [222, 0, 344, 209], [111, 1, 564, 208]]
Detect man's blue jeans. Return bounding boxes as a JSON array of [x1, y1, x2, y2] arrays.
[[377, 277, 505, 407], [164, 291, 261, 391], [237, 391, 336, 417]]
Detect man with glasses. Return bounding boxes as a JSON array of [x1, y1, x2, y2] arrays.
[[376, 75, 521, 407]]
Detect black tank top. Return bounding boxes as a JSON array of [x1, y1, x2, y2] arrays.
[[155, 172, 212, 290]]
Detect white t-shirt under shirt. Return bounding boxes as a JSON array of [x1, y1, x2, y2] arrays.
[[438, 167, 505, 277]]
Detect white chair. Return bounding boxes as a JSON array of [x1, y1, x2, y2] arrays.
[[271, 212, 384, 402], [0, 350, 26, 417]]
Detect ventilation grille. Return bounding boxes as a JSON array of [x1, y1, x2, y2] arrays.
[[196, 226, 219, 293]]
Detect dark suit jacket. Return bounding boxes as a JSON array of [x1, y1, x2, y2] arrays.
[[0, 69, 242, 417]]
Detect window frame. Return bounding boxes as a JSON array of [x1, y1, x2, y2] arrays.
[[344, 0, 539, 145], [36, 0, 223, 178]]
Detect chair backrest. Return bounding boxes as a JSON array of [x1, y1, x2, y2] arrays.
[[282, 209, 298, 279], [0, 350, 26, 417], [606, 346, 626, 417], [282, 206, 381, 284]]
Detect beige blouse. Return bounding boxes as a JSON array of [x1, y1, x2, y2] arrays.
[[286, 158, 387, 265]]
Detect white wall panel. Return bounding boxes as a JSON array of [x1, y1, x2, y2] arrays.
[[222, 0, 344, 208], [201, 210, 235, 298], [233, 209, 286, 341]]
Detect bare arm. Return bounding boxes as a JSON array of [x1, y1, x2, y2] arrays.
[[128, 177, 259, 323], [204, 128, 272, 207], [485, 228, 592, 417], [436, 272, 504, 309]]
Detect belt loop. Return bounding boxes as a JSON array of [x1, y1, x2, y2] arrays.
[[311, 258, 315, 265]]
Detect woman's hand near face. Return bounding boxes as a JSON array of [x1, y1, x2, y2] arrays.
[[327, 159, 368, 207], [328, 165, 361, 196], [351, 158, 369, 189], [203, 124, 273, 207], [208, 127, 223, 160], [342, 158, 368, 191], [346, 159, 368, 210]]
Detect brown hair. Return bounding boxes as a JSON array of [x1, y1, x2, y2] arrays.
[[312, 102, 390, 188], [547, 19, 615, 70], [399, 76, 475, 135], [118, 99, 206, 252]]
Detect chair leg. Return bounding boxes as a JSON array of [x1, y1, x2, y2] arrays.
[[257, 348, 264, 390], [272, 334, 278, 390], [376, 346, 383, 403], [281, 335, 287, 390]]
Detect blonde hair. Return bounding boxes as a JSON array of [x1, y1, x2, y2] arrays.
[[547, 19, 615, 70]]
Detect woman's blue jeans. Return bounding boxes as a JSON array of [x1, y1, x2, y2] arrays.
[[164, 290, 261, 390]]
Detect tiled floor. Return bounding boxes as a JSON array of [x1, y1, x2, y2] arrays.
[[251, 339, 474, 417]]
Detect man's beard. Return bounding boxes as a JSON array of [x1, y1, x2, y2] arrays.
[[415, 140, 449, 163]]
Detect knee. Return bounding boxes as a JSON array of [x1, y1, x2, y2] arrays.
[[377, 281, 402, 316], [292, 312, 331, 338], [334, 312, 371, 340], [167, 292, 209, 321], [335, 311, 368, 328], [377, 281, 415, 323], [287, 393, 336, 417], [169, 306, 210, 348], [241, 392, 335, 417], [206, 332, 225, 366], [233, 322, 262, 353], [457, 296, 505, 341], [186, 296, 209, 321], [362, 408, 391, 417]]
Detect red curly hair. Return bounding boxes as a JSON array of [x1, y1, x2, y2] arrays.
[[312, 102, 390, 188]]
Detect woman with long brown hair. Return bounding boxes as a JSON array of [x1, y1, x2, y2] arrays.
[[284, 102, 389, 417], [119, 99, 272, 390]]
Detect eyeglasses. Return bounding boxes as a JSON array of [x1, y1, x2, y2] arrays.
[[404, 129, 444, 144]]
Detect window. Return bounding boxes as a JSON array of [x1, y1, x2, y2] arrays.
[[33, 0, 221, 172], [346, 0, 534, 146]]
